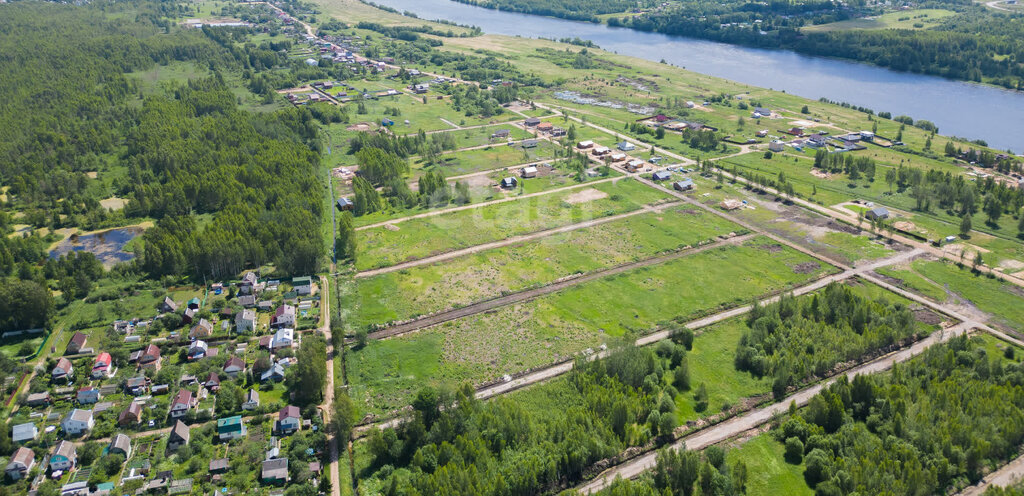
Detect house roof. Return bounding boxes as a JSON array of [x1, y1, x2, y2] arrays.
[[674, 179, 695, 188], [209, 458, 229, 471], [9, 447, 33, 467], [110, 433, 131, 454], [173, 388, 194, 406], [869, 206, 890, 216], [652, 171, 671, 180], [94, 352, 111, 366], [274, 305, 295, 318], [262, 458, 288, 479], [55, 357, 72, 372], [66, 408, 92, 423], [217, 415, 243, 428], [246, 389, 260, 403], [26, 391, 49, 402], [205, 372, 220, 385], [54, 440, 76, 459], [169, 420, 190, 443], [163, 296, 178, 310], [279, 405, 300, 421], [119, 403, 142, 422], [126, 376, 147, 387], [225, 356, 245, 371], [69, 332, 87, 348], [12, 422, 37, 440], [143, 344, 160, 358]]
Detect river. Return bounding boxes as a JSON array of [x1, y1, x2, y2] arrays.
[[370, 0, 1024, 151]]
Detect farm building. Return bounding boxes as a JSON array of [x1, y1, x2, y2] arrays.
[[673, 179, 695, 191], [521, 166, 538, 178], [501, 177, 518, 189], [866, 206, 890, 220], [652, 171, 672, 181]]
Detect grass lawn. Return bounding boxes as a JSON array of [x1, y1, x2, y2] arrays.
[[430, 124, 534, 149], [813, 231, 893, 264], [347, 237, 835, 415], [803, 8, 956, 32], [677, 318, 771, 420], [878, 260, 1024, 331], [353, 206, 746, 328], [727, 435, 814, 496], [354, 177, 671, 270], [414, 139, 560, 177]]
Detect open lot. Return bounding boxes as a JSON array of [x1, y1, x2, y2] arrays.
[[354, 177, 671, 270]]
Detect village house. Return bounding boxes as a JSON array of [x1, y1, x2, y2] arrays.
[[521, 166, 538, 178], [536, 122, 553, 132], [626, 159, 645, 172], [412, 83, 430, 94], [592, 146, 611, 156], [550, 127, 567, 137], [187, 297, 201, 310], [236, 309, 256, 333], [167, 421, 190, 452], [52, 357, 73, 382], [272, 305, 296, 328], [217, 415, 247, 441], [524, 117, 541, 127], [243, 389, 261, 410], [188, 340, 209, 360], [160, 297, 178, 313], [673, 179, 695, 191], [336, 198, 354, 211], [261, 363, 286, 383], [491, 128, 510, 139], [521, 139, 539, 149], [204, 372, 221, 392], [109, 434, 132, 458], [183, 307, 196, 324], [169, 389, 196, 419], [92, 352, 112, 379], [652, 171, 672, 182], [617, 141, 635, 151], [49, 441, 77, 472], [77, 387, 101, 404], [292, 276, 313, 296], [276, 406, 302, 435], [577, 140, 594, 149], [769, 140, 785, 152], [139, 344, 161, 370], [26, 391, 50, 407], [66, 332, 88, 355], [500, 177, 518, 189], [189, 319, 213, 339], [62, 409, 94, 435], [866, 206, 890, 220], [119, 402, 143, 426], [262, 458, 289, 484], [209, 458, 230, 475], [12, 422, 37, 443], [610, 152, 626, 162], [5, 447, 35, 480], [125, 375, 149, 395], [271, 328, 295, 350], [224, 356, 246, 377], [240, 271, 259, 294]]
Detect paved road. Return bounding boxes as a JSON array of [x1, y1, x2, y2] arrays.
[[356, 201, 680, 278], [366, 233, 755, 340]]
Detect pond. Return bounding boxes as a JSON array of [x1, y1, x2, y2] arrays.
[[49, 226, 145, 266]]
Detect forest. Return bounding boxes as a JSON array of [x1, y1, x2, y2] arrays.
[[358, 342, 696, 495], [454, 0, 1024, 88], [735, 283, 920, 397]]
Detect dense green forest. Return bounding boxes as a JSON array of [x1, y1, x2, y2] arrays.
[[735, 282, 921, 397], [455, 0, 1024, 88], [0, 1, 328, 332], [359, 342, 694, 494], [590, 335, 1024, 495]]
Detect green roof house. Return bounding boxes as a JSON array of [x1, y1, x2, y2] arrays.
[[217, 415, 246, 441]]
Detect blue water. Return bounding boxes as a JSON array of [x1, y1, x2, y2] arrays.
[[373, 0, 1024, 151], [49, 226, 143, 265]]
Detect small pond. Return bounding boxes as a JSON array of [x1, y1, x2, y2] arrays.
[[49, 226, 144, 266]]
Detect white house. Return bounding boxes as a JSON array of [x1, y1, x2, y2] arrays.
[[62, 409, 94, 436], [272, 305, 296, 328], [236, 309, 256, 333], [242, 389, 261, 410], [11, 422, 37, 443], [5, 447, 34, 480], [49, 441, 77, 472], [169, 389, 196, 419], [271, 328, 295, 350]]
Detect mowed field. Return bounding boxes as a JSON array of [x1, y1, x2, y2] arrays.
[[354, 177, 671, 270], [802, 9, 956, 32], [354, 206, 746, 328], [347, 237, 837, 416]]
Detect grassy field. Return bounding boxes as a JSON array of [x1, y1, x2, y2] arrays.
[[803, 9, 957, 32], [677, 318, 772, 419], [413, 139, 559, 176], [347, 237, 835, 415], [354, 177, 671, 270], [876, 259, 1024, 331], [353, 206, 745, 328], [727, 435, 814, 496]]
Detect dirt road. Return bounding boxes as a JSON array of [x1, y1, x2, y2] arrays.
[[318, 275, 342, 496], [354, 175, 621, 231], [356, 201, 680, 278], [960, 453, 1024, 495], [366, 233, 756, 340], [577, 320, 980, 494]]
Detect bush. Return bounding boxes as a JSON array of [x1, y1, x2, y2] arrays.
[[784, 436, 804, 463]]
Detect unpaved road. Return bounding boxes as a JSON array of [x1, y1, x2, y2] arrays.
[[961, 453, 1024, 495], [578, 321, 981, 494], [355, 175, 622, 231], [367, 233, 757, 340], [318, 275, 342, 496], [356, 201, 680, 278]]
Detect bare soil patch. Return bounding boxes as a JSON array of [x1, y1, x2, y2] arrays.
[[384, 224, 400, 231], [758, 243, 784, 253], [346, 122, 373, 132], [913, 308, 944, 325], [99, 197, 128, 210], [565, 188, 609, 204], [792, 262, 821, 274]]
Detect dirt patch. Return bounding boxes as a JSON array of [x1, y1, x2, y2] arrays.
[[758, 243, 784, 253], [384, 224, 400, 231], [346, 122, 373, 132], [86, 171, 99, 179], [678, 209, 701, 216], [792, 262, 821, 274], [893, 220, 919, 232], [809, 169, 832, 179], [790, 119, 816, 128], [999, 259, 1024, 271], [913, 308, 944, 325], [565, 188, 608, 204], [99, 197, 128, 211]]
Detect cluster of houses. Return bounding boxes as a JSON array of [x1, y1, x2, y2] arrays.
[[773, 128, 883, 153], [577, 140, 651, 173], [637, 114, 717, 134], [524, 117, 567, 137]]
